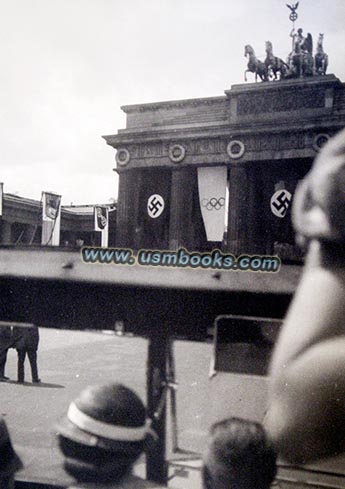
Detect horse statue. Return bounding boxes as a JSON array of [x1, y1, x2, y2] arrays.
[[315, 33, 328, 75], [264, 41, 289, 80], [244, 45, 268, 82]]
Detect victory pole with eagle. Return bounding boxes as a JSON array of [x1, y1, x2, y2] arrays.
[[286, 2, 299, 28]]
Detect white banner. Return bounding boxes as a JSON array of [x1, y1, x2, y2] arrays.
[[94, 206, 109, 247], [197, 166, 227, 242], [41, 192, 61, 246]]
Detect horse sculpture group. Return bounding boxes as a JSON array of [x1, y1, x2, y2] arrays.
[[244, 32, 328, 82]]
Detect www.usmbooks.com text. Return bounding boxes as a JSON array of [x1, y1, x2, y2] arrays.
[[81, 247, 281, 273]]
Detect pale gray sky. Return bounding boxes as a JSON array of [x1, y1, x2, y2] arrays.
[[1, 0, 344, 204]]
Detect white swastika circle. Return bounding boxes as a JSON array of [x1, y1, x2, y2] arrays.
[[147, 194, 165, 219], [270, 189, 292, 218]]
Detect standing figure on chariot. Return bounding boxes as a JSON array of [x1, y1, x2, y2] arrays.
[[287, 27, 314, 77], [290, 27, 305, 52]]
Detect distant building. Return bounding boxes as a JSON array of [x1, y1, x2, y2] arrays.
[[0, 193, 116, 247]]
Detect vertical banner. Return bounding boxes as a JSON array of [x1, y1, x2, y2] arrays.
[[0, 182, 3, 217], [197, 166, 227, 242], [138, 169, 171, 249], [41, 191, 61, 246], [269, 180, 295, 245], [94, 206, 109, 248]]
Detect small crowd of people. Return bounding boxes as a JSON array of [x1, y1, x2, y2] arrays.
[[0, 382, 277, 489], [2, 129, 345, 487], [0, 325, 40, 384]]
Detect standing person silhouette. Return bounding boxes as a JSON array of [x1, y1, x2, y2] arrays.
[[13, 325, 40, 384], [0, 325, 14, 382]]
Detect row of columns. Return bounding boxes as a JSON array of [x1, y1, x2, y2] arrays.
[[115, 164, 266, 254], [0, 220, 39, 245]]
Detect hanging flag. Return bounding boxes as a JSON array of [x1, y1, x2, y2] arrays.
[[0, 182, 3, 217], [43, 192, 61, 221], [138, 169, 171, 249], [41, 192, 61, 246], [94, 206, 109, 247], [197, 166, 227, 242], [267, 179, 297, 246]]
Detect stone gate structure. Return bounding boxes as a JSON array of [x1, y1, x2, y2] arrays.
[[104, 74, 345, 259]]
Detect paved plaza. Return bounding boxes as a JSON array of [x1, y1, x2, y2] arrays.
[[0, 328, 214, 487]]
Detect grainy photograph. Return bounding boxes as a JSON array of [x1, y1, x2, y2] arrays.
[[1, 1, 345, 488]]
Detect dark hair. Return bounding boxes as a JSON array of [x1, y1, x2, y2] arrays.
[[58, 435, 144, 483], [203, 418, 277, 489]]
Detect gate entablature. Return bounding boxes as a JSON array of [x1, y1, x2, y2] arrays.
[[105, 129, 340, 171], [119, 96, 227, 130], [104, 75, 345, 171]]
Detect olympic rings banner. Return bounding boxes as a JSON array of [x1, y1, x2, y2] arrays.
[[197, 166, 227, 242]]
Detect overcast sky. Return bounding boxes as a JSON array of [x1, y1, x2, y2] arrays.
[[1, 0, 344, 205]]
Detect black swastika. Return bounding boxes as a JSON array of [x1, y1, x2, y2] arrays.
[[148, 196, 163, 216], [272, 191, 291, 217]]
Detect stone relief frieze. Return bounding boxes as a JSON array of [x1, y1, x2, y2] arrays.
[[237, 87, 326, 115], [245, 132, 305, 152], [128, 139, 228, 159], [124, 133, 306, 163], [186, 139, 228, 154]]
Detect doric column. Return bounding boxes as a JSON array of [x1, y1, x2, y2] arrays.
[[169, 168, 196, 250], [115, 169, 140, 248], [227, 164, 265, 255], [0, 220, 12, 244]]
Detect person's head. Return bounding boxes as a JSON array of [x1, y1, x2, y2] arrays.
[[56, 383, 151, 483], [298, 28, 303, 35], [203, 418, 277, 489], [0, 417, 23, 489]]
